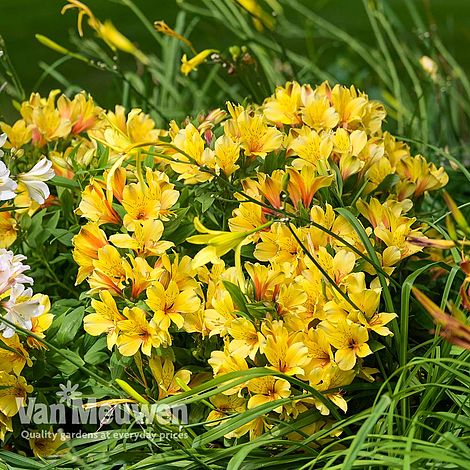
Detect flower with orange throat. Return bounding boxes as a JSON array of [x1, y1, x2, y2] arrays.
[[72, 222, 109, 284], [57, 92, 101, 134], [287, 163, 334, 209], [121, 169, 179, 230], [88, 245, 127, 295], [76, 179, 121, 226]]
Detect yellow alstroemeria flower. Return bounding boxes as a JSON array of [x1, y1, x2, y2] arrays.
[[88, 245, 127, 295], [0, 334, 32, 375], [121, 169, 179, 230], [320, 320, 372, 371], [27, 295, 54, 349], [247, 376, 290, 413], [311, 365, 356, 415], [0, 212, 17, 249], [117, 307, 167, 356], [0, 119, 32, 149], [72, 222, 109, 285], [262, 321, 310, 376], [208, 348, 249, 395], [29, 430, 68, 457], [76, 179, 121, 226], [84, 290, 125, 349], [228, 318, 265, 360], [225, 105, 283, 158], [347, 289, 397, 336], [149, 356, 192, 399], [181, 49, 218, 76], [301, 93, 339, 131], [187, 217, 273, 269], [214, 135, 240, 177], [206, 394, 246, 427], [110, 219, 174, 257], [146, 280, 200, 331], [0, 372, 33, 417], [264, 81, 303, 126], [122, 256, 161, 300]]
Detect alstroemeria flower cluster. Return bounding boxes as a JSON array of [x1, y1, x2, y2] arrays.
[[0, 248, 53, 439], [69, 81, 448, 441]]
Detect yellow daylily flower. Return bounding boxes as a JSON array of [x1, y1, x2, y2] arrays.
[[154, 20, 194, 50], [62, 0, 148, 63], [181, 49, 218, 76]]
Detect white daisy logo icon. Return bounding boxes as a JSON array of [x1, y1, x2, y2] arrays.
[[56, 380, 83, 406]]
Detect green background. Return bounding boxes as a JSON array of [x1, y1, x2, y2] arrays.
[[0, 0, 468, 118]]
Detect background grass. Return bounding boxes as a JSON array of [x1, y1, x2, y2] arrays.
[[1, 0, 470, 119]]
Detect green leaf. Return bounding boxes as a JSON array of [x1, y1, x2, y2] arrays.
[[55, 306, 85, 345], [84, 337, 109, 365], [342, 394, 392, 467], [196, 192, 215, 213], [51, 175, 79, 189], [222, 280, 248, 314], [48, 349, 85, 376], [368, 339, 386, 352]]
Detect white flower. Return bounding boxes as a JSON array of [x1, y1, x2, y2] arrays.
[[0, 160, 17, 201], [0, 284, 44, 338], [17, 157, 55, 204], [0, 249, 33, 296]]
